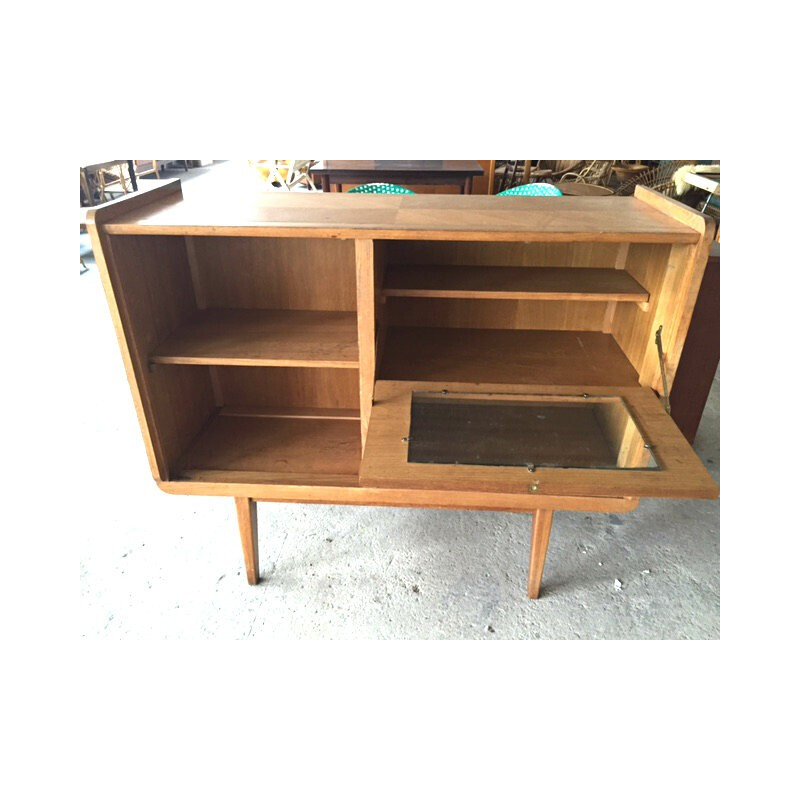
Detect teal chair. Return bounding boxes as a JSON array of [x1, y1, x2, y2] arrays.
[[498, 183, 563, 197], [347, 183, 415, 194]]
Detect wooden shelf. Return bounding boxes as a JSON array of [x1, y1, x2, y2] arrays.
[[174, 411, 362, 485], [382, 265, 649, 302], [379, 328, 640, 386], [151, 309, 359, 368]]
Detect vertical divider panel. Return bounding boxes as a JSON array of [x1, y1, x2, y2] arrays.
[[355, 239, 376, 451], [602, 242, 630, 333], [374, 241, 388, 377]]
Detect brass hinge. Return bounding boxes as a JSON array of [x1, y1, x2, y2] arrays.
[[655, 325, 671, 415]]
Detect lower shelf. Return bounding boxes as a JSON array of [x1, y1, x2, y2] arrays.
[[379, 328, 640, 385], [172, 411, 362, 486]]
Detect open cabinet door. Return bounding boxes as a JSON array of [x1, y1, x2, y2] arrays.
[[360, 381, 718, 500]]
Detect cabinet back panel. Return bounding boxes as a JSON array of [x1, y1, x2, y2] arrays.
[[214, 366, 359, 410], [386, 240, 621, 267], [188, 237, 357, 311], [103, 235, 216, 478], [385, 297, 607, 330]]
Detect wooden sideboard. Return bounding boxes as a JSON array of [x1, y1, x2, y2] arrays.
[[87, 183, 717, 598]]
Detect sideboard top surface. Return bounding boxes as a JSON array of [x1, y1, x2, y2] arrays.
[[98, 183, 701, 243]]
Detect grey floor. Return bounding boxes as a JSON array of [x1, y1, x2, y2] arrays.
[[79, 166, 720, 640]]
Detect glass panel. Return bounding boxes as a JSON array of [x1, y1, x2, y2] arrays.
[[407, 392, 659, 470]]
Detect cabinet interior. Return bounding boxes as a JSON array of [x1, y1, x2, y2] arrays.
[[103, 231, 684, 489]]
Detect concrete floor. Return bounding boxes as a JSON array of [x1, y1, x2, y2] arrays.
[[79, 165, 720, 639]]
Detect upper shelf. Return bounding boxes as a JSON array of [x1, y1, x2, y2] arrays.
[[150, 309, 359, 368], [382, 265, 650, 302], [98, 182, 701, 243]]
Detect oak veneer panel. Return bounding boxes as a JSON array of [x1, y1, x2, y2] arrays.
[[360, 381, 719, 500], [356, 239, 376, 450], [386, 240, 623, 268], [382, 265, 649, 302], [219, 406, 360, 420], [174, 414, 362, 483], [151, 309, 359, 368], [188, 236, 357, 311], [104, 187, 701, 243], [95, 233, 217, 479], [215, 366, 359, 410], [385, 297, 609, 331], [379, 328, 640, 385]]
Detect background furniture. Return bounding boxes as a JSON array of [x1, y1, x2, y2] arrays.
[[680, 167, 720, 213], [348, 183, 415, 194], [81, 160, 138, 206], [669, 242, 720, 443], [614, 161, 693, 198], [493, 160, 583, 193], [250, 160, 318, 191], [560, 160, 616, 186], [557, 183, 614, 197], [133, 160, 161, 181], [81, 160, 193, 206], [498, 183, 563, 197], [87, 183, 717, 599], [285, 160, 318, 191], [611, 162, 649, 184], [312, 160, 484, 194]]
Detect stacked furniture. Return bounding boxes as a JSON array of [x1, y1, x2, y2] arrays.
[[87, 183, 718, 598], [312, 160, 484, 193]]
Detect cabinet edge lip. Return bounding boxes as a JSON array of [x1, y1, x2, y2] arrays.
[[86, 178, 184, 227], [100, 224, 701, 244]]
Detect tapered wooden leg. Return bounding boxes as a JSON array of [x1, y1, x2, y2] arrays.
[[235, 498, 260, 585], [528, 509, 554, 599]]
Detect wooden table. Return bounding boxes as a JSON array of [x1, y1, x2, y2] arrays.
[[311, 160, 484, 194]]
